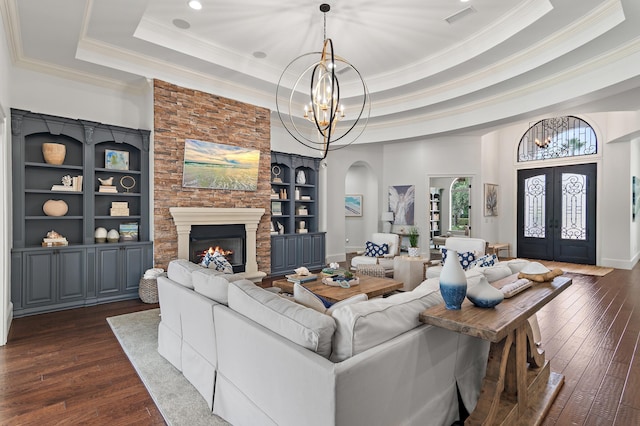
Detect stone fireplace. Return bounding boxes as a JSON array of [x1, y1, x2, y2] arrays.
[[170, 207, 266, 282]]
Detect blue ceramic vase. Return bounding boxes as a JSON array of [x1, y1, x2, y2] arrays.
[[466, 276, 504, 308], [439, 250, 467, 310]]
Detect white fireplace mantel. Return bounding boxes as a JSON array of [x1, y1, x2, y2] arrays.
[[169, 207, 266, 282]]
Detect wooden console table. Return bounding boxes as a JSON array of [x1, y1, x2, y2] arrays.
[[419, 274, 572, 425]]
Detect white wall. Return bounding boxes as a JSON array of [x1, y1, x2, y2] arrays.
[[344, 162, 378, 253], [10, 68, 151, 130], [323, 143, 383, 264], [0, 15, 12, 345], [382, 138, 482, 257]]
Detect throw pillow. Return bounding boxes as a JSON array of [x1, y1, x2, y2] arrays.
[[364, 241, 389, 257], [441, 248, 477, 270], [470, 254, 498, 268], [209, 251, 233, 274], [293, 283, 333, 313]]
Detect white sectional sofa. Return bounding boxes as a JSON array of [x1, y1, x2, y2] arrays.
[[157, 259, 490, 425]]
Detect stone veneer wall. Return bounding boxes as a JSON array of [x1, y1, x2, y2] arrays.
[[153, 80, 271, 272]]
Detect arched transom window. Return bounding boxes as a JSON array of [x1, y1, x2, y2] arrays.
[[518, 116, 597, 162]]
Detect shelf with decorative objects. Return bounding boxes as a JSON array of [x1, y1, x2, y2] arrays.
[[429, 188, 443, 245], [10, 109, 153, 317], [270, 151, 325, 275]]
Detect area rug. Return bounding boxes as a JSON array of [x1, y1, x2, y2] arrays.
[[530, 260, 614, 277], [107, 309, 229, 426]]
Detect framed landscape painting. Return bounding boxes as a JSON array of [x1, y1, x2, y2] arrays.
[[182, 139, 260, 190], [345, 194, 363, 217]]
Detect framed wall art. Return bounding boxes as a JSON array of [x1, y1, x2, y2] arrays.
[[484, 183, 498, 216], [388, 185, 415, 225], [105, 149, 129, 170], [345, 194, 363, 217], [182, 139, 260, 191]]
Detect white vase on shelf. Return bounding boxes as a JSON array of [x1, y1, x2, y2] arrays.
[[439, 250, 467, 310]]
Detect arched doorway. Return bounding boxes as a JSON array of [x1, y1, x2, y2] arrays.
[[344, 161, 378, 255]]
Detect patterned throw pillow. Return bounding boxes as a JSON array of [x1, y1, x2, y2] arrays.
[[364, 241, 389, 257], [441, 248, 477, 270], [202, 251, 234, 274], [471, 254, 498, 268]]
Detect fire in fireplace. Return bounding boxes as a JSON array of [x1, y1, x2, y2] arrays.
[[190, 224, 246, 273]]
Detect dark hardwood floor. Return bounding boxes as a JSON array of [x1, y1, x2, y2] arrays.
[[0, 262, 638, 425], [0, 300, 165, 425]]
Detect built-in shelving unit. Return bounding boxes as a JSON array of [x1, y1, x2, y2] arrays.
[[270, 152, 325, 276], [10, 109, 153, 317], [429, 188, 443, 245]]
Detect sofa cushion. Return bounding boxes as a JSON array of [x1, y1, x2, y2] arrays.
[[474, 263, 513, 283], [505, 258, 530, 274], [330, 282, 443, 362], [364, 241, 389, 257], [192, 268, 247, 304], [167, 259, 203, 289], [228, 280, 336, 358]]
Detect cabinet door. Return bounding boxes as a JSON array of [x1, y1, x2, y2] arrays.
[[122, 245, 147, 293], [271, 236, 287, 273], [300, 234, 325, 270], [23, 252, 55, 306], [309, 233, 325, 268], [283, 236, 300, 272], [57, 248, 86, 302], [96, 246, 121, 296]]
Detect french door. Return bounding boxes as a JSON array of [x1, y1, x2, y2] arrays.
[[517, 163, 596, 264]]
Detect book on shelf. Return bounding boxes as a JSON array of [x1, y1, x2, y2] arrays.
[[51, 185, 77, 192], [285, 273, 318, 283], [43, 237, 67, 243], [300, 195, 312, 200], [99, 185, 118, 193], [42, 241, 69, 247], [72, 176, 83, 191], [51, 175, 83, 192], [42, 236, 68, 247], [110, 208, 130, 216]]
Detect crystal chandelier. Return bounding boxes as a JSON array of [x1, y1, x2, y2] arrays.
[[276, 4, 370, 159]]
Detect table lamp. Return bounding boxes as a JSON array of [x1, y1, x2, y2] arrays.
[[381, 211, 394, 233]]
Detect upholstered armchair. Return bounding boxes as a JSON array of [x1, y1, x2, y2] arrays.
[[350, 233, 400, 276], [426, 237, 487, 279]]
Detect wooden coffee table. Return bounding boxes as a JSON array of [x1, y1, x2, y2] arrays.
[[419, 274, 572, 426], [274, 274, 403, 303]]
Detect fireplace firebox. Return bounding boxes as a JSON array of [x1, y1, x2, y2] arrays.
[[189, 224, 246, 273]]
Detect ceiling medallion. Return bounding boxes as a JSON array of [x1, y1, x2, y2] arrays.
[[276, 3, 370, 159]]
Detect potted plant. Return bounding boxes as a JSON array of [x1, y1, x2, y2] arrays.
[[408, 227, 420, 257]]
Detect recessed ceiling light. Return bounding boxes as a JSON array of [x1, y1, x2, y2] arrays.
[[173, 19, 191, 29], [253, 51, 267, 59], [188, 0, 202, 10]]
